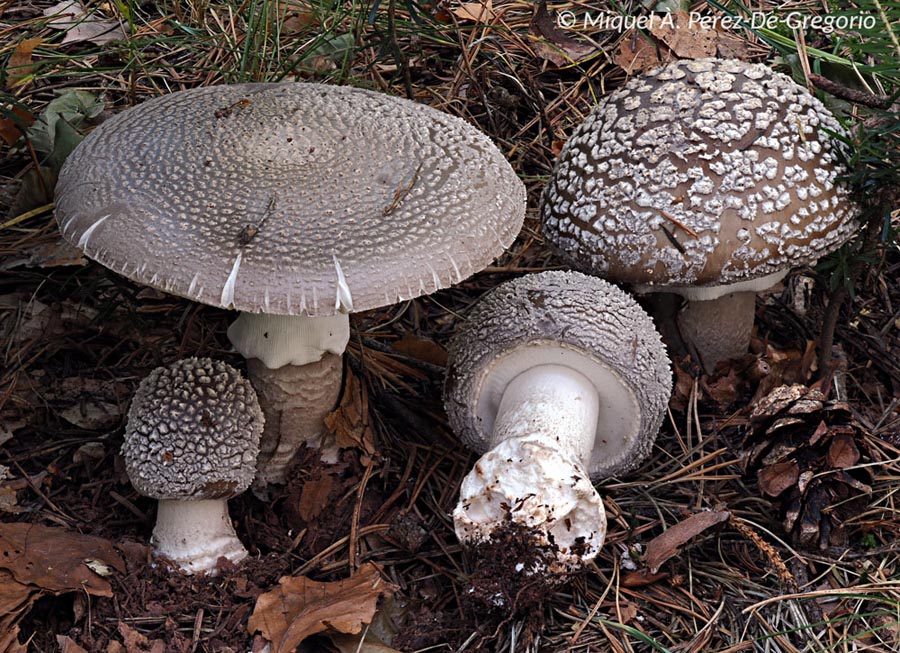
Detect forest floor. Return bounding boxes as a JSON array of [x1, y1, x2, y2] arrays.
[[2, 0, 900, 651]]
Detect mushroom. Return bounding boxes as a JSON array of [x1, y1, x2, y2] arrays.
[[122, 357, 263, 574], [444, 271, 671, 570], [540, 58, 860, 372], [55, 83, 525, 483]]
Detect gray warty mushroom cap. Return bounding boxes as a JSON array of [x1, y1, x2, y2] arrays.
[[123, 357, 263, 500], [444, 270, 671, 479], [55, 84, 525, 316], [541, 58, 859, 290]]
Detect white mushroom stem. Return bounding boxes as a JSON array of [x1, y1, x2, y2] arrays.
[[227, 312, 350, 369], [677, 291, 757, 374], [453, 364, 607, 570], [152, 499, 247, 575], [227, 312, 350, 483]]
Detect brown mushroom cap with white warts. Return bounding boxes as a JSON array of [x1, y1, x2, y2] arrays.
[[541, 58, 859, 294], [444, 270, 671, 480], [54, 83, 525, 316], [123, 357, 263, 500]]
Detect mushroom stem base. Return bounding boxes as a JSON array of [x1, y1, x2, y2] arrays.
[[249, 353, 344, 484], [454, 437, 606, 572], [152, 499, 246, 575], [678, 291, 757, 374]]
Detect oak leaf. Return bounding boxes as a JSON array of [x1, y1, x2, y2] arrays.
[[0, 522, 123, 594], [248, 563, 396, 653]]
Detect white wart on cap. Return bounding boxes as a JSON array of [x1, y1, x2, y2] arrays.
[[57, 83, 526, 482], [541, 58, 860, 371], [444, 271, 671, 570], [123, 357, 263, 574]]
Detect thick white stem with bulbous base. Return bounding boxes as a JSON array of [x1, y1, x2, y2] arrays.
[[152, 499, 246, 575], [453, 364, 606, 571], [227, 312, 350, 483]]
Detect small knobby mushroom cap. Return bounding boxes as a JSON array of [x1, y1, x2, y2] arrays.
[[541, 58, 859, 294], [55, 83, 525, 316], [123, 357, 263, 500], [444, 271, 671, 479]]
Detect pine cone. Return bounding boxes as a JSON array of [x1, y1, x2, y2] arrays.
[[744, 384, 871, 549]]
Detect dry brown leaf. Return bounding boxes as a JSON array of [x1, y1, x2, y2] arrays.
[[0, 522, 124, 595], [0, 117, 22, 147], [5, 298, 63, 347], [616, 600, 639, 625], [391, 333, 448, 367], [614, 31, 669, 75], [704, 367, 741, 405], [620, 569, 668, 587], [669, 362, 694, 413], [0, 106, 34, 147], [57, 635, 88, 653], [118, 622, 165, 653], [44, 0, 128, 45], [0, 522, 122, 653], [0, 466, 15, 514], [248, 562, 396, 653], [0, 615, 27, 653], [276, 0, 315, 35], [6, 38, 42, 89], [453, 0, 493, 22], [615, 12, 719, 74], [0, 486, 17, 513], [328, 632, 402, 653], [827, 433, 860, 469], [54, 377, 126, 430], [0, 569, 31, 617], [282, 12, 314, 34], [325, 368, 376, 455], [758, 460, 799, 497], [0, 238, 87, 271], [644, 511, 730, 572], [297, 471, 336, 522], [648, 11, 716, 58], [59, 400, 121, 430], [529, 1, 596, 66], [715, 28, 753, 60]]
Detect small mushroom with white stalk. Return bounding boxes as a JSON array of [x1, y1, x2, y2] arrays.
[[55, 83, 525, 483], [541, 58, 860, 373], [122, 357, 263, 574], [444, 271, 671, 571]]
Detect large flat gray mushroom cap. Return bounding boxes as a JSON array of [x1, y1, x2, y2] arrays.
[[541, 58, 860, 289], [55, 83, 525, 316]]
